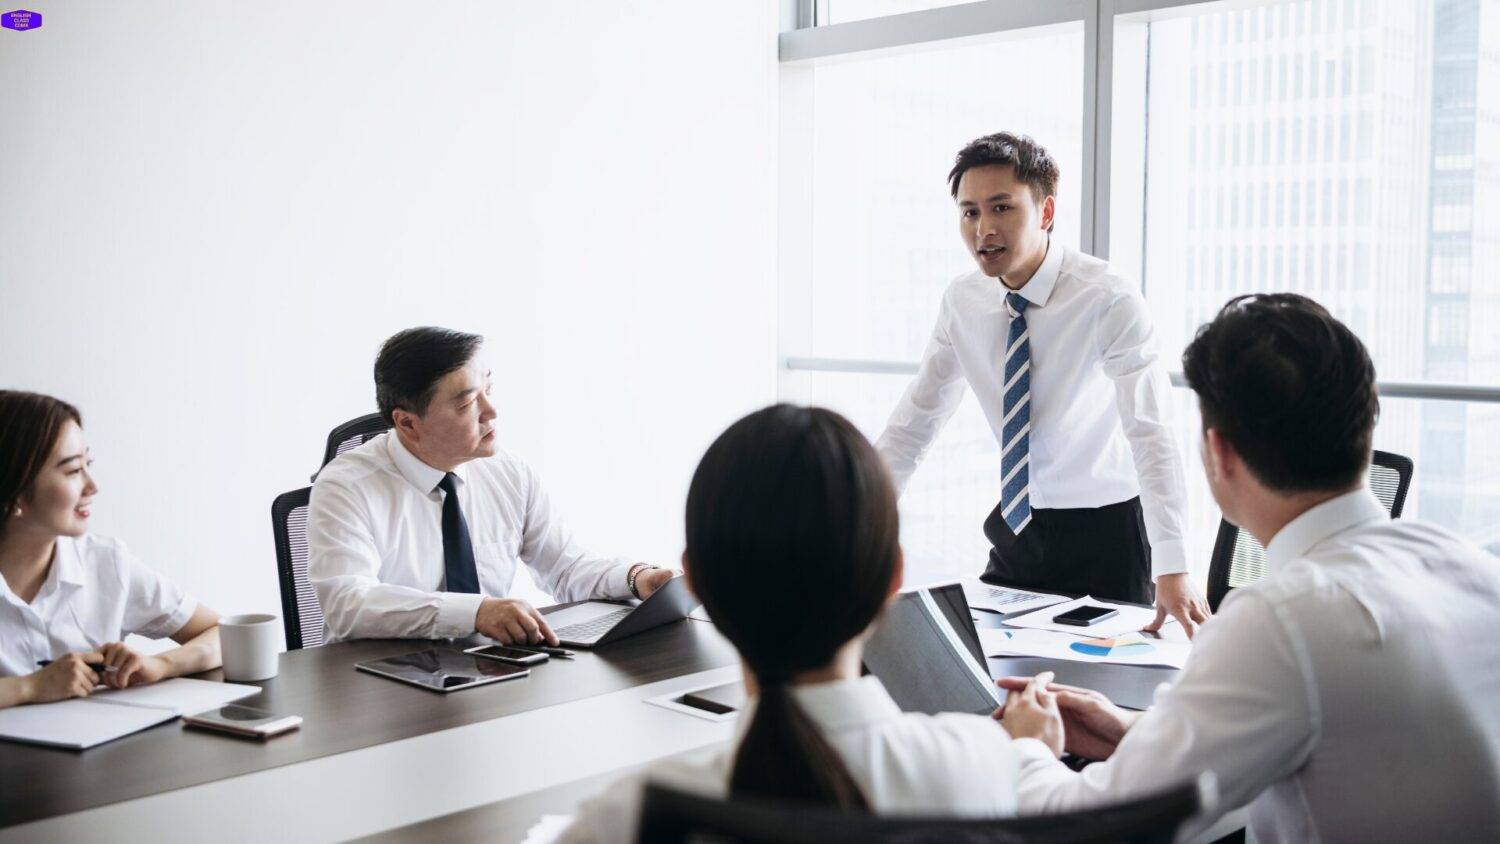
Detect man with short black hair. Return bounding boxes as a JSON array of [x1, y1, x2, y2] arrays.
[[1002, 294, 1500, 841], [877, 131, 1208, 633], [308, 326, 674, 643]]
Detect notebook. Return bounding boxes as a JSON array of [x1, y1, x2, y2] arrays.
[[863, 584, 1002, 716], [0, 678, 260, 750]]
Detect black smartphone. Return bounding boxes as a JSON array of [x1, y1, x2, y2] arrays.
[[464, 644, 548, 665], [1052, 605, 1120, 627]]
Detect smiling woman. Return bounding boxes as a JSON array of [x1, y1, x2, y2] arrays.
[[0, 391, 224, 709]]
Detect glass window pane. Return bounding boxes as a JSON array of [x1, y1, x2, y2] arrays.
[[780, 369, 1002, 587], [820, 1, 989, 25], [1115, 0, 1500, 555], [1117, 0, 1497, 386], [797, 25, 1084, 362]]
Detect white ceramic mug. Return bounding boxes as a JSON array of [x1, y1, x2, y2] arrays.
[[220, 613, 281, 681]]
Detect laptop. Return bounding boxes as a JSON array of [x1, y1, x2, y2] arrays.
[[862, 582, 1002, 716], [541, 575, 699, 647]]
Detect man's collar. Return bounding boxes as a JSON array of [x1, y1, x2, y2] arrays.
[[1008, 239, 1063, 308], [387, 430, 466, 494], [1264, 488, 1387, 571]]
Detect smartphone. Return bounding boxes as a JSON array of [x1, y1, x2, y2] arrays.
[[183, 704, 302, 739], [1052, 605, 1120, 627], [464, 644, 549, 665]]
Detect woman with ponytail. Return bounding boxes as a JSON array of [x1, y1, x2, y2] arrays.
[[562, 404, 1050, 842]]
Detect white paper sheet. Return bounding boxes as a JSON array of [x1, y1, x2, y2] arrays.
[[980, 627, 1190, 669], [0, 698, 174, 750], [92, 677, 260, 715], [1001, 595, 1176, 638], [960, 579, 1070, 615], [0, 678, 259, 750], [522, 814, 574, 844]]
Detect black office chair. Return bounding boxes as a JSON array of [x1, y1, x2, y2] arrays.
[[1206, 449, 1414, 612], [637, 777, 1211, 844], [271, 486, 326, 650], [312, 412, 392, 480]]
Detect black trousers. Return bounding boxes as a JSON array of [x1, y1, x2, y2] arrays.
[[981, 496, 1154, 605]]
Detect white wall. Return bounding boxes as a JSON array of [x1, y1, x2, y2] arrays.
[[0, 1, 780, 634]]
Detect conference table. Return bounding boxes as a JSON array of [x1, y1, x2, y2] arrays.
[[0, 597, 1237, 843]]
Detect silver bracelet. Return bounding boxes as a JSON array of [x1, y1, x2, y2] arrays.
[[627, 564, 653, 599]]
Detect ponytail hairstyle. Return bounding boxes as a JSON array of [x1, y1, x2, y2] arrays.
[[684, 404, 902, 809], [0, 391, 82, 538]]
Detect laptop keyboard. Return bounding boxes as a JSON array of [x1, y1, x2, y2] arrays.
[[555, 607, 633, 641]]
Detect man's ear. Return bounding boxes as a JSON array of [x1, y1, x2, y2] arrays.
[[1203, 427, 1235, 483], [1040, 194, 1056, 234], [391, 408, 419, 440]]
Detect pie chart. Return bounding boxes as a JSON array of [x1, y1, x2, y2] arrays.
[[1069, 635, 1156, 658]]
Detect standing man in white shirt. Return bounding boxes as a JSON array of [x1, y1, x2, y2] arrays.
[[308, 327, 674, 644], [1001, 293, 1500, 841], [877, 132, 1208, 633]]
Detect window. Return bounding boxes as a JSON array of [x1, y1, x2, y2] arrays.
[[781, 0, 1500, 586], [819, 0, 988, 25], [780, 21, 1084, 585], [1112, 0, 1500, 556]]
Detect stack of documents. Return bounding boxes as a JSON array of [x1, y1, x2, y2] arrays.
[[0, 678, 259, 749], [980, 627, 1190, 669], [978, 596, 1192, 669], [960, 579, 1070, 615]]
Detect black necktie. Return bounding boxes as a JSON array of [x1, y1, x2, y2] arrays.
[[437, 473, 480, 594]]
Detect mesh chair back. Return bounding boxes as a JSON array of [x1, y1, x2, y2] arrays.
[[272, 487, 325, 650], [637, 777, 1207, 844], [1207, 449, 1414, 611], [321, 412, 392, 470]]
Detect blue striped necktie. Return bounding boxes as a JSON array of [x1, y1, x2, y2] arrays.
[[1000, 292, 1033, 534]]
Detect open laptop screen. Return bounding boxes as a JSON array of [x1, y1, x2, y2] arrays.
[[863, 584, 1001, 716]]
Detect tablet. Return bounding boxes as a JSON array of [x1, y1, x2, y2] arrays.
[[355, 648, 531, 692]]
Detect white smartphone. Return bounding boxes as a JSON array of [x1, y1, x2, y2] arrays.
[[464, 644, 549, 665], [183, 704, 302, 739]]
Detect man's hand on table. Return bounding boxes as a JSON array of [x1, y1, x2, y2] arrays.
[[476, 597, 559, 646], [1145, 572, 1211, 639]]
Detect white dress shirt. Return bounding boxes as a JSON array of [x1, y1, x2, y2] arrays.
[[1013, 490, 1500, 842], [559, 675, 1037, 843], [0, 535, 197, 678], [307, 432, 636, 642], [876, 242, 1190, 578]]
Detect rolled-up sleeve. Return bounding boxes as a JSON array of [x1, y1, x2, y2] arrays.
[[307, 475, 485, 641], [1096, 290, 1191, 579]]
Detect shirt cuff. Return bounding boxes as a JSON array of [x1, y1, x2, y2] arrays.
[[435, 592, 487, 638], [1150, 538, 1190, 581], [606, 563, 636, 600]]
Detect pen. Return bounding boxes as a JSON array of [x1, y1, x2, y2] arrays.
[[36, 659, 118, 673], [512, 645, 574, 659]]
